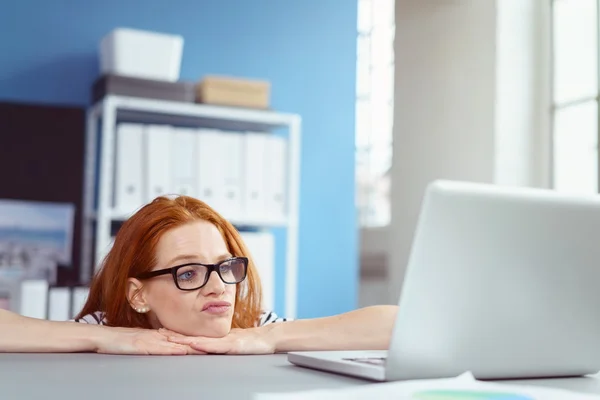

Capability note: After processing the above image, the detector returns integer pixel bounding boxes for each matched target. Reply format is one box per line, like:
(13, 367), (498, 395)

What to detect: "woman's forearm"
(268, 305), (399, 353)
(0, 309), (101, 353)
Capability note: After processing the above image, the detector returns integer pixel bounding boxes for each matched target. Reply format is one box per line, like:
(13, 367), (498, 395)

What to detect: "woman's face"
(128, 220), (237, 337)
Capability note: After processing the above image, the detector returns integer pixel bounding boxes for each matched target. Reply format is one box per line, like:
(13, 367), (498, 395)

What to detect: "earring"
(135, 306), (150, 313)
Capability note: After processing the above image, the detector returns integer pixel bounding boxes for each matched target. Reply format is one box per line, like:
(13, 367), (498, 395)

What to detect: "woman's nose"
(201, 270), (226, 295)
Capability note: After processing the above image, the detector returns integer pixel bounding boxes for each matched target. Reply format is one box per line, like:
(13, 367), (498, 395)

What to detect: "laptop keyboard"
(343, 356), (387, 366)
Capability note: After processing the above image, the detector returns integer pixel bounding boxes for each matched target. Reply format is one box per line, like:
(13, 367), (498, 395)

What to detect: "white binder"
(144, 124), (173, 202)
(114, 123), (144, 214)
(243, 132), (268, 221)
(219, 132), (244, 220)
(19, 280), (48, 319)
(265, 135), (288, 222)
(196, 129), (222, 209)
(172, 127), (197, 197)
(71, 287), (90, 319)
(240, 231), (275, 311)
(48, 287), (71, 321)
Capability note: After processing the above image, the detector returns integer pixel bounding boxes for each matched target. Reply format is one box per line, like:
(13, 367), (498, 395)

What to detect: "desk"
(0, 354), (368, 399)
(1, 354), (600, 399)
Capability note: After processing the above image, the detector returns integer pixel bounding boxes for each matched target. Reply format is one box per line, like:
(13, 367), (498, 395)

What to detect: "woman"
(2, 195), (398, 354)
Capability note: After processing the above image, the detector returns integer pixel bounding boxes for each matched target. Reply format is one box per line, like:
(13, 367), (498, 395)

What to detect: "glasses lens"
(175, 265), (209, 290)
(219, 258), (247, 283)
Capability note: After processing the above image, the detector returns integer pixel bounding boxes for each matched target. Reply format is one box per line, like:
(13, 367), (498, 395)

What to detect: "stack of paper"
(254, 373), (600, 400)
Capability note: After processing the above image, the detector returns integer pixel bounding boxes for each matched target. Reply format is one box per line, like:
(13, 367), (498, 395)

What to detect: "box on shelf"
(92, 74), (195, 103)
(100, 27), (184, 82)
(195, 76), (271, 109)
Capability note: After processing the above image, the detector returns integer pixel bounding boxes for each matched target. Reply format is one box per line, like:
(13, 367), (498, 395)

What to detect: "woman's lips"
(202, 301), (231, 314)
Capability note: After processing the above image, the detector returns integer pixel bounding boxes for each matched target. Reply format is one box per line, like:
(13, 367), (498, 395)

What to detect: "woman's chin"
(180, 323), (232, 338)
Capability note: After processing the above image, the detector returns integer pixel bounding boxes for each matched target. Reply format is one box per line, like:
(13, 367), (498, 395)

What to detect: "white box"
(100, 28), (184, 82)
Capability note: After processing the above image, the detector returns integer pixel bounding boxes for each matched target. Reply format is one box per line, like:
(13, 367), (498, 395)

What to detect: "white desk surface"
(1, 353), (599, 399)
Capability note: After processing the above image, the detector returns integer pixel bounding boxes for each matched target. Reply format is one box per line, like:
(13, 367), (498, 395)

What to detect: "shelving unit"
(81, 94), (301, 319)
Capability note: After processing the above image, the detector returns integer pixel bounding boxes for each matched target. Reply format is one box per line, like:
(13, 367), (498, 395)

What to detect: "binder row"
(5, 281), (90, 321)
(114, 123), (288, 223)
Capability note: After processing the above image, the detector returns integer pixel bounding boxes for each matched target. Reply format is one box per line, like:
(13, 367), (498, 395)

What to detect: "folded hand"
(159, 326), (276, 355)
(95, 326), (192, 355)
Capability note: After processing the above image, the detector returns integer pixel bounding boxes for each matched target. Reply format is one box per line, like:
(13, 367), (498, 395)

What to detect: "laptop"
(288, 180), (600, 381)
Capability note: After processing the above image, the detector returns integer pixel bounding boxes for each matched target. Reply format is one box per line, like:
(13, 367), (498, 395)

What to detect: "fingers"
(164, 335), (230, 354)
(189, 341), (232, 354)
(158, 328), (184, 338)
(154, 344), (188, 355)
(139, 341), (188, 355)
(164, 334), (197, 345)
(186, 347), (208, 355)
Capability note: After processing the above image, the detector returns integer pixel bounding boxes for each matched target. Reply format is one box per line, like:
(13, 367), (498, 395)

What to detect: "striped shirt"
(74, 310), (289, 327)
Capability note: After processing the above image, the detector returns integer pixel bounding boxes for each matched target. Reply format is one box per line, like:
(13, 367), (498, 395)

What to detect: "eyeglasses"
(136, 257), (248, 291)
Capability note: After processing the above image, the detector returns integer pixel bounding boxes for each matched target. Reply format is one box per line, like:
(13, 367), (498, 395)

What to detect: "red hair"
(76, 196), (263, 329)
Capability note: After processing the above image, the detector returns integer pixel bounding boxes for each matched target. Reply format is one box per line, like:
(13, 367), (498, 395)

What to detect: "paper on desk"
(253, 373), (600, 400)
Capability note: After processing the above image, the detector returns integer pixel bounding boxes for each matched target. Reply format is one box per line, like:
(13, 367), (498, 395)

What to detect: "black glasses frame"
(136, 257), (249, 291)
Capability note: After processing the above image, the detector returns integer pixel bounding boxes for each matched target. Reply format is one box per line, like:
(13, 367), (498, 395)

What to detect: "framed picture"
(0, 199), (75, 284)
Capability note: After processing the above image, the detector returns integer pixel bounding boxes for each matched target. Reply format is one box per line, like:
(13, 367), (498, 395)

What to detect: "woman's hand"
(95, 326), (192, 355)
(160, 326), (277, 355)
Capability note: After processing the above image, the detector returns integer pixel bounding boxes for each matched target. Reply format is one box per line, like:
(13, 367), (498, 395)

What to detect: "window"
(355, 0), (395, 227)
(551, 0), (599, 194)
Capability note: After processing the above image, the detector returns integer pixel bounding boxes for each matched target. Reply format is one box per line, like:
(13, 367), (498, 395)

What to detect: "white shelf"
(87, 209), (289, 229)
(94, 95), (299, 131)
(81, 94), (302, 319)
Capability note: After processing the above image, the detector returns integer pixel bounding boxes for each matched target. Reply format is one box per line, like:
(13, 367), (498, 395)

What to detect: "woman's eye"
(220, 264), (232, 272)
(178, 270), (195, 281)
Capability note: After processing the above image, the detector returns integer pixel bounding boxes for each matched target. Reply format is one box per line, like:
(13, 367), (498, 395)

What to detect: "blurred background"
(0, 0), (591, 322)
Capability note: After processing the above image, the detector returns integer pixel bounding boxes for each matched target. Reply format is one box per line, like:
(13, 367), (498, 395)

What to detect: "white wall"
(387, 0), (551, 303)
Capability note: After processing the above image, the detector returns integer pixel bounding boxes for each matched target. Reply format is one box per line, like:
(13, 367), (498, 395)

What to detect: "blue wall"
(0, 0), (359, 319)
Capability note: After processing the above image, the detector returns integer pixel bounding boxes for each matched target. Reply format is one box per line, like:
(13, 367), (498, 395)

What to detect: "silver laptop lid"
(386, 180), (600, 381)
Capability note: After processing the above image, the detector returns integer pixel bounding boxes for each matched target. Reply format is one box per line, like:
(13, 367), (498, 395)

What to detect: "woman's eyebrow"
(167, 253), (233, 265)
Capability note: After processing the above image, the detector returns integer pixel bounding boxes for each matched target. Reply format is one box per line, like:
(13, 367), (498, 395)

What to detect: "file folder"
(243, 132), (269, 221)
(71, 287), (90, 319)
(196, 129), (222, 209)
(219, 131), (244, 220)
(114, 123), (144, 214)
(265, 135), (288, 222)
(172, 127), (197, 197)
(19, 280), (48, 319)
(48, 287), (71, 321)
(240, 231), (275, 311)
(144, 124), (173, 202)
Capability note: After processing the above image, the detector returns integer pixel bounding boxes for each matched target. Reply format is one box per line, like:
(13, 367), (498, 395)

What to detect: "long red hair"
(76, 195), (263, 329)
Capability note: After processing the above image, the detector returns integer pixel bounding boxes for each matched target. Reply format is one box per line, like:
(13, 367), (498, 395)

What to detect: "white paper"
(253, 372), (600, 400)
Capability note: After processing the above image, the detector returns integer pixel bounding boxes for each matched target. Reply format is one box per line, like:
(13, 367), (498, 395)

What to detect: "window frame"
(355, 0), (395, 228)
(550, 0), (600, 194)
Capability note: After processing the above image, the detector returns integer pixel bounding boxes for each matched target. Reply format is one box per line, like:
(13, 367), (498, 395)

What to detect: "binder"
(171, 127), (197, 197)
(265, 135), (288, 222)
(196, 129), (221, 209)
(144, 124), (173, 202)
(71, 287), (90, 319)
(243, 132), (268, 221)
(114, 123), (144, 214)
(48, 287), (71, 321)
(219, 131), (244, 220)
(240, 231), (275, 311)
(19, 280), (48, 319)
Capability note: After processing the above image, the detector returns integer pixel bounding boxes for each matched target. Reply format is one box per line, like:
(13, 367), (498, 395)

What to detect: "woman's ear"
(127, 278), (151, 313)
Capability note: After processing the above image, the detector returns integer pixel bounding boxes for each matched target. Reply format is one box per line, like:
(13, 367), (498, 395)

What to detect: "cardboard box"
(196, 76), (271, 109)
